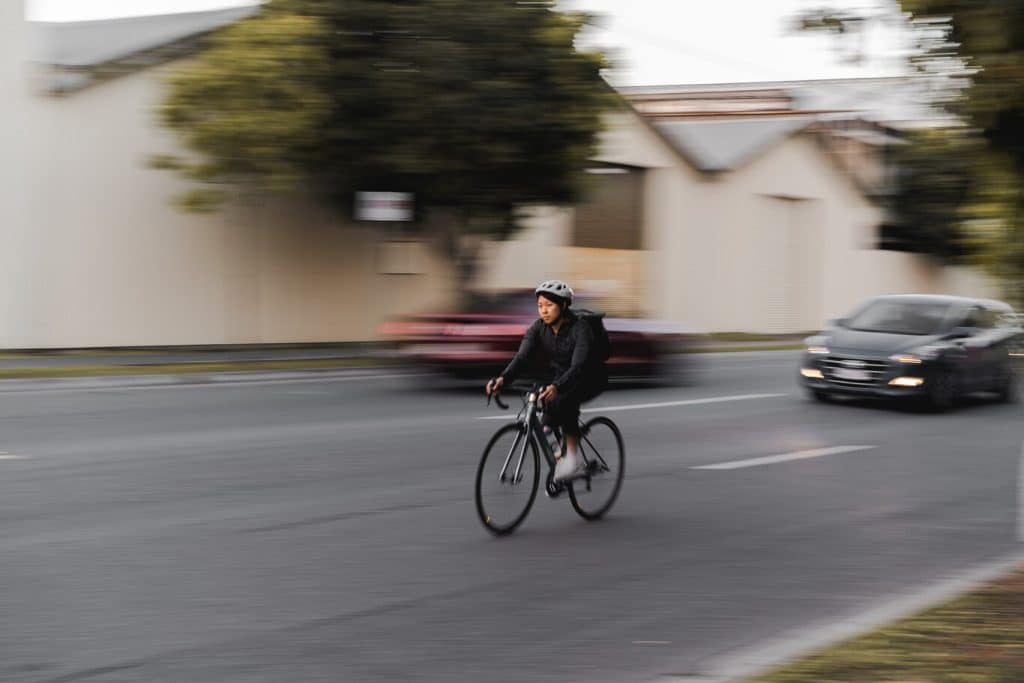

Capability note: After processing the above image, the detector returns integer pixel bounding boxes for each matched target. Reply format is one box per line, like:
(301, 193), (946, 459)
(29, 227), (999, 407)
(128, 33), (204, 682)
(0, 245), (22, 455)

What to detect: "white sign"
(355, 192), (414, 222)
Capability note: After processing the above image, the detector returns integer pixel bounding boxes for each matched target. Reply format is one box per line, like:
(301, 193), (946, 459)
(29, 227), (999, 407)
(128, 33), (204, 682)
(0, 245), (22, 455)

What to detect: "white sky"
(27, 0), (907, 85)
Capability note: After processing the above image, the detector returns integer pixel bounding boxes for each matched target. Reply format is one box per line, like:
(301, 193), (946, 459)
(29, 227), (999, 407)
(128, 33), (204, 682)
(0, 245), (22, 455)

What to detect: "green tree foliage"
(795, 1), (1024, 304)
(157, 0), (614, 259)
(882, 127), (982, 262)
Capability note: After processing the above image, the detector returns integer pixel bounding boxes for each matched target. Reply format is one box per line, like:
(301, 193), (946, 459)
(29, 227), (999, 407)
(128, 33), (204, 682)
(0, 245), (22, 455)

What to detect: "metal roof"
(653, 116), (817, 172)
(28, 6), (259, 67)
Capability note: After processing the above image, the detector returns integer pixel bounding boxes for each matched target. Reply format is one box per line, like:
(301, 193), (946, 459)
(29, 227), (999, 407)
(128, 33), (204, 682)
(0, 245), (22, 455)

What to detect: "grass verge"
(748, 565), (1024, 682)
(0, 357), (405, 380)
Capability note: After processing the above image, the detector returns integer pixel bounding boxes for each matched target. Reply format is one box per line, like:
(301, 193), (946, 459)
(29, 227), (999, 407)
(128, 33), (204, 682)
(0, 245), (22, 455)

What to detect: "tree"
(157, 0), (615, 283)
(794, 1), (1024, 305)
(881, 127), (981, 262)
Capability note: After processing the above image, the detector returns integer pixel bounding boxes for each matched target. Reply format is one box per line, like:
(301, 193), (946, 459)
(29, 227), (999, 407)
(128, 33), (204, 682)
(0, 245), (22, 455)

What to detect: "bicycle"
(475, 384), (625, 535)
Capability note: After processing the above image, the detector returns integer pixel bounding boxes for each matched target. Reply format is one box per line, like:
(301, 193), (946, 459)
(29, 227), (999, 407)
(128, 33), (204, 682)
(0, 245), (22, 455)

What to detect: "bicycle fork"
(498, 392), (539, 486)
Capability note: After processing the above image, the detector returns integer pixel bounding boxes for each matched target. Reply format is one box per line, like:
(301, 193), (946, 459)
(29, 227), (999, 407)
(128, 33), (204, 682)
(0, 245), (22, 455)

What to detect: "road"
(0, 352), (1021, 682)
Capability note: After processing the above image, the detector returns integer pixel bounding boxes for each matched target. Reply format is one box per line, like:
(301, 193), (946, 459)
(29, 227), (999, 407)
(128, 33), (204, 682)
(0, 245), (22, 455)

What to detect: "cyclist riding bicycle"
(485, 280), (607, 482)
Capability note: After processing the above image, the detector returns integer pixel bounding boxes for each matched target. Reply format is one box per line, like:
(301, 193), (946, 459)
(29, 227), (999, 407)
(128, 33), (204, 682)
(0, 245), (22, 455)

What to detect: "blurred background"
(1, 0), (1017, 348)
(1, 2), (1023, 682)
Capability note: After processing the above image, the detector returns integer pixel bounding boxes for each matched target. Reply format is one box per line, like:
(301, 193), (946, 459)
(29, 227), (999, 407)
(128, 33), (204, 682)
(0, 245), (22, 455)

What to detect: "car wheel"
(994, 366), (1018, 404)
(925, 370), (956, 413)
(657, 352), (695, 387)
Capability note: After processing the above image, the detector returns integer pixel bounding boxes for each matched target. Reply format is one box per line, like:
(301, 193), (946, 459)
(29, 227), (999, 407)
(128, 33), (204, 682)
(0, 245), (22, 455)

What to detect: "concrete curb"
(655, 550), (1024, 683)
(0, 367), (423, 392)
(0, 349), (805, 390)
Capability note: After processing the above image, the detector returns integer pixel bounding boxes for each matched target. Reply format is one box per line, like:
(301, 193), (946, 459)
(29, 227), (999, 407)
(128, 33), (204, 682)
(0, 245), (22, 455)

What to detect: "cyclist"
(486, 280), (607, 482)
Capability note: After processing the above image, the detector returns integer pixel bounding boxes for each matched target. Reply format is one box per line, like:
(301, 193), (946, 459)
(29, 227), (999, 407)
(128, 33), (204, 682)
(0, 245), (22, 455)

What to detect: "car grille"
(822, 356), (889, 387)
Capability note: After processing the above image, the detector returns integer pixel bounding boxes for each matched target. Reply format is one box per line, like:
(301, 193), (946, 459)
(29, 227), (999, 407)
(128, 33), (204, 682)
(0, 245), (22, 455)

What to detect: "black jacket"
(500, 310), (594, 392)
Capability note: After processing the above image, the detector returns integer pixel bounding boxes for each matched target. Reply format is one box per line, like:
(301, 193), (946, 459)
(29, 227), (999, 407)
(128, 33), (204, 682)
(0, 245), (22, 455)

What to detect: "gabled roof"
(653, 116), (817, 172)
(621, 77), (952, 128)
(29, 6), (259, 68)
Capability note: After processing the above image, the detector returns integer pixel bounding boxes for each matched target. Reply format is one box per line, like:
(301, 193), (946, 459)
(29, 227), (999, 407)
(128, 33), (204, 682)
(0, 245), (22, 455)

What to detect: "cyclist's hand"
(538, 384), (557, 403)
(486, 377), (504, 396)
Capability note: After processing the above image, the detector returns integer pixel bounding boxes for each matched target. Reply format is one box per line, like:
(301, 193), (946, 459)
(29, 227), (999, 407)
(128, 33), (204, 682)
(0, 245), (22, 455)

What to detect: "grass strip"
(0, 357), (405, 380)
(748, 566), (1024, 683)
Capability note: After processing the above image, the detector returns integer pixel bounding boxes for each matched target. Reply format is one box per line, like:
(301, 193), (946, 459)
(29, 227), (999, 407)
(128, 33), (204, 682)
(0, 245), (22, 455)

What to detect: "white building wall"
(1, 46), (453, 348)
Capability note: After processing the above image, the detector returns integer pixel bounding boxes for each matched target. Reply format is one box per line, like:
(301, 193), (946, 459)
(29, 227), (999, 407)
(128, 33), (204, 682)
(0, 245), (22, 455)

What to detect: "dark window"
(572, 166), (644, 250)
(962, 306), (997, 330)
(847, 300), (953, 336)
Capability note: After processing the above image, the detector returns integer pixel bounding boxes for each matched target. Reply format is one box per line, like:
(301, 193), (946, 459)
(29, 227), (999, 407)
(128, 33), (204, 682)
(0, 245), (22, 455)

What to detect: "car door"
(957, 306), (994, 390)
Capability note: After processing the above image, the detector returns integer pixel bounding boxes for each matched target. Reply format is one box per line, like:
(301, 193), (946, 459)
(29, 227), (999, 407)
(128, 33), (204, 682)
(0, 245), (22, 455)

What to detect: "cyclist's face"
(537, 295), (562, 324)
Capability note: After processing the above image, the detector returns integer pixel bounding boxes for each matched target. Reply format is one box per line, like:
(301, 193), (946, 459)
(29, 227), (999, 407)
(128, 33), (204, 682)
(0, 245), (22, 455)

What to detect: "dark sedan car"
(799, 294), (1022, 411)
(378, 290), (698, 384)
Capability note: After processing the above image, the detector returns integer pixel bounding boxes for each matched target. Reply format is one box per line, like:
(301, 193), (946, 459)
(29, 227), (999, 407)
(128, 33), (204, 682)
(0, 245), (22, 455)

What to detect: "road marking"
(692, 445), (877, 470)
(0, 452), (27, 460)
(476, 393), (785, 420)
(632, 641), (672, 645)
(1018, 437), (1024, 543)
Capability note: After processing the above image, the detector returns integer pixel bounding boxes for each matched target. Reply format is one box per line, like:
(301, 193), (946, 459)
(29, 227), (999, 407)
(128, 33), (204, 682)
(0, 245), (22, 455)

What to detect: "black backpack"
(574, 308), (612, 364)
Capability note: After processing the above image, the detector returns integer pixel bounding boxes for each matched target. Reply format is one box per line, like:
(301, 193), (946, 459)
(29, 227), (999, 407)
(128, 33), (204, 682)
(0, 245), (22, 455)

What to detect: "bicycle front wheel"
(475, 423), (540, 535)
(569, 416), (624, 521)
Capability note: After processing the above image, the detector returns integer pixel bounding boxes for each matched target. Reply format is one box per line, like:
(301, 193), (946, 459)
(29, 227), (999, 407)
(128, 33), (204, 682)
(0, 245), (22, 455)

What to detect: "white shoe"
(553, 450), (586, 482)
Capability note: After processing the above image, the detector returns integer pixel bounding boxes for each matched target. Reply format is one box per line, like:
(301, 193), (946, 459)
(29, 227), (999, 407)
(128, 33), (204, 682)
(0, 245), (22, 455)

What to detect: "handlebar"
(487, 381), (547, 412)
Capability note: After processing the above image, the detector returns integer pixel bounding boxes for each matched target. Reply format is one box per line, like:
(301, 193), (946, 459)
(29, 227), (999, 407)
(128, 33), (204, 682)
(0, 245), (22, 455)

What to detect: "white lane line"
(476, 393), (785, 420)
(1018, 437), (1024, 543)
(693, 445), (877, 470)
(0, 452), (27, 460)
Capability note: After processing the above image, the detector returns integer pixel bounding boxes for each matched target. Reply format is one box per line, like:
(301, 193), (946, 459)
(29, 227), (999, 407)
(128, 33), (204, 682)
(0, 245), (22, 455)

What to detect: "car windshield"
(845, 300), (952, 336)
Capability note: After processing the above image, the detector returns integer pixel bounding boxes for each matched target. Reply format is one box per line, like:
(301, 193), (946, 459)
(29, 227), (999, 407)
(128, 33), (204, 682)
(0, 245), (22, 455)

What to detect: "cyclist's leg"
(549, 390), (589, 481)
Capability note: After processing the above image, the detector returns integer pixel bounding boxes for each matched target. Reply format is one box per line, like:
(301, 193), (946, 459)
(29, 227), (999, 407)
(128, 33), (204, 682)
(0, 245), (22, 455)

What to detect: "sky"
(26, 0), (908, 86)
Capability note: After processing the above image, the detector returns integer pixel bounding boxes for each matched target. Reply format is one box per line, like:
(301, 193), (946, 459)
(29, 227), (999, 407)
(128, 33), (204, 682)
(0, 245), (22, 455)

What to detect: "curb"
(0, 348), (805, 388)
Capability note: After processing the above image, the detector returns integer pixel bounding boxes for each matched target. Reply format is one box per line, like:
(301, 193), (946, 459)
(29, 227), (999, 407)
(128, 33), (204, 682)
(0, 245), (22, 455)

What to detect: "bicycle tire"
(568, 416), (624, 521)
(475, 423), (540, 535)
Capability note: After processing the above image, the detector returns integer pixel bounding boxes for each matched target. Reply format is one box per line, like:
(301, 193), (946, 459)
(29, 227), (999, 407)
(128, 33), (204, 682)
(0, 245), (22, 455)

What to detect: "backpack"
(574, 308), (612, 364)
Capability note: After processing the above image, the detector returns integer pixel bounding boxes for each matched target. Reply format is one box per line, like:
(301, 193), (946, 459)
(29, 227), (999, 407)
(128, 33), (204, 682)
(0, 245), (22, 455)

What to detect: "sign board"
(355, 192), (414, 222)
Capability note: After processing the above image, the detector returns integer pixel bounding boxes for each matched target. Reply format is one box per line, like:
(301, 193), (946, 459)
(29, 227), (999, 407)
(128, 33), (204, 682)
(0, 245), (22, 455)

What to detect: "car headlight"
(890, 345), (942, 363)
(806, 346), (830, 355)
(889, 354), (923, 364)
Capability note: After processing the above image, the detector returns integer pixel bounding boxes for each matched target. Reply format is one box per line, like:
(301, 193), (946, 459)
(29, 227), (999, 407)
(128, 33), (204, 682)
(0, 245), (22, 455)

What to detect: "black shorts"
(542, 374), (607, 437)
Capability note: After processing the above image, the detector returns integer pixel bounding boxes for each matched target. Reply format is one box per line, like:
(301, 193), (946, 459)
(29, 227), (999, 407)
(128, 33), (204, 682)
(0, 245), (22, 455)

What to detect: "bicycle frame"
(497, 389), (555, 486)
(494, 387), (609, 487)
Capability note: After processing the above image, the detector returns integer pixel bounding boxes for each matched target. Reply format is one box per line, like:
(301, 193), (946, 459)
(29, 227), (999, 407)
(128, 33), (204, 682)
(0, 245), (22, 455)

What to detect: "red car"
(378, 290), (699, 384)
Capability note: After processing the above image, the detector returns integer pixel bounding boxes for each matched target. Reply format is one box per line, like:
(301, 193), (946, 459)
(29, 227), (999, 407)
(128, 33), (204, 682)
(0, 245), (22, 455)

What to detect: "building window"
(572, 165), (645, 250)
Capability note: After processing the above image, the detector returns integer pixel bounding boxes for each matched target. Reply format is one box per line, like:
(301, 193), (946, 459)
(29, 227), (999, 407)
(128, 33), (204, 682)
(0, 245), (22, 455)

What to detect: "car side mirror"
(827, 318), (847, 328)
(946, 326), (975, 340)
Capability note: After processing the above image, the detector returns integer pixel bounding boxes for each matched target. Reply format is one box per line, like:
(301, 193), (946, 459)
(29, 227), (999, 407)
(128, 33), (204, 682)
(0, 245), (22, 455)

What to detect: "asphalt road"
(0, 352), (1021, 683)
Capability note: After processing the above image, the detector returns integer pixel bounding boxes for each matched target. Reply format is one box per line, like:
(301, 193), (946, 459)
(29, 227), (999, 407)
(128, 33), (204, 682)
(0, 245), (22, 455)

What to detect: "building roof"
(28, 6), (259, 68)
(622, 77), (953, 129)
(653, 116), (817, 172)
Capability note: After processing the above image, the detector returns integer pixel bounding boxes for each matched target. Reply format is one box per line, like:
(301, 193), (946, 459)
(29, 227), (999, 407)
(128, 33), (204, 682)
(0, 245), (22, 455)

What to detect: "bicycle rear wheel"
(475, 423), (540, 535)
(568, 416), (624, 521)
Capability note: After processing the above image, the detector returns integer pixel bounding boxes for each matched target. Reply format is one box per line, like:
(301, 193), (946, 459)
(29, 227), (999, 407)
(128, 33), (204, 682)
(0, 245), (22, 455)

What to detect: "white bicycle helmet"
(535, 279), (574, 307)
